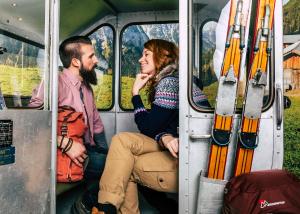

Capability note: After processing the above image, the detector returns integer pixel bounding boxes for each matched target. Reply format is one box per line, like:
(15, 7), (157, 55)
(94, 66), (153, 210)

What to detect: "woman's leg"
(119, 180), (140, 214)
(117, 151), (178, 213)
(98, 132), (161, 209)
(132, 151), (178, 193)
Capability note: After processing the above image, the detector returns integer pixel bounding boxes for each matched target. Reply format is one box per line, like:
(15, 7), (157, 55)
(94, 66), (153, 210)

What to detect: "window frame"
(188, 19), (275, 113)
(118, 21), (179, 111)
(0, 28), (44, 109)
(0, 29), (44, 49)
(86, 23), (116, 111)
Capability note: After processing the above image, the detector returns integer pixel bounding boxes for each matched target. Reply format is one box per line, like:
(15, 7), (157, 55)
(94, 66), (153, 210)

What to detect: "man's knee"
(85, 152), (106, 180)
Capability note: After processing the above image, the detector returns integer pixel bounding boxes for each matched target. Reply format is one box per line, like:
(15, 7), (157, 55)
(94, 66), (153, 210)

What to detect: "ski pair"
(207, 0), (276, 180)
(234, 0), (276, 176)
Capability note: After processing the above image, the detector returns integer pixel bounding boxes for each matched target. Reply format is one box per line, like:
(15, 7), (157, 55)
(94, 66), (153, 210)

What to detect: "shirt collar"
(63, 68), (82, 88)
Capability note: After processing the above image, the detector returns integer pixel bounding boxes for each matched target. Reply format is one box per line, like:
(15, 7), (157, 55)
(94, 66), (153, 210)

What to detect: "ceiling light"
(18, 17), (22, 21)
(11, 3), (17, 7)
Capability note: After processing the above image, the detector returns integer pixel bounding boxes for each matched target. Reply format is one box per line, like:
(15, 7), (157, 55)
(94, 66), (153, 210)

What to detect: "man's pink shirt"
(29, 68), (104, 145)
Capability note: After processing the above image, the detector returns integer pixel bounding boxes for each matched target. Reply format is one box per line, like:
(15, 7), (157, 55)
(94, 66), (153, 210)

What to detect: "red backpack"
(222, 169), (300, 214)
(57, 106), (87, 182)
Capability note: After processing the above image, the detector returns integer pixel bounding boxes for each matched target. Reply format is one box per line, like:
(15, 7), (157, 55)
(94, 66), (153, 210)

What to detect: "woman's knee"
(135, 169), (178, 193)
(110, 132), (145, 154)
(133, 152), (178, 192)
(110, 132), (131, 147)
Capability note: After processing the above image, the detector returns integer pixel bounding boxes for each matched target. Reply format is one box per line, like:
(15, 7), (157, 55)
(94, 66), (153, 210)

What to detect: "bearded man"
(29, 36), (108, 213)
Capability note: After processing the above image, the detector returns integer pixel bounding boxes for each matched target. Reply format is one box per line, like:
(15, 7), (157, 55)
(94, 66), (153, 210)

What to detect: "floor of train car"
(56, 182), (160, 214)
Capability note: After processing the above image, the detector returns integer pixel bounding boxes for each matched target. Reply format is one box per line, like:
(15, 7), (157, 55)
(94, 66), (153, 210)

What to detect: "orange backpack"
(57, 106), (87, 182)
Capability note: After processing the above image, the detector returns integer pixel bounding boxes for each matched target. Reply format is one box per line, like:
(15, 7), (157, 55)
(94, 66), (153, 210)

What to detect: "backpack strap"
(61, 111), (75, 136)
(58, 105), (76, 112)
(59, 106), (76, 136)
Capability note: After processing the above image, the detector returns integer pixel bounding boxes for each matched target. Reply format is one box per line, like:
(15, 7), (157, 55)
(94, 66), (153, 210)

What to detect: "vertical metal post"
(21, 42), (24, 88)
(114, 17), (119, 133)
(47, 0), (60, 213)
(179, 0), (190, 213)
(272, 0), (284, 169)
(44, 0), (50, 110)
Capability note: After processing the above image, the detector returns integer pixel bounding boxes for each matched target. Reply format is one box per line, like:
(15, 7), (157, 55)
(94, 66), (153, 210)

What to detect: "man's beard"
(79, 64), (98, 86)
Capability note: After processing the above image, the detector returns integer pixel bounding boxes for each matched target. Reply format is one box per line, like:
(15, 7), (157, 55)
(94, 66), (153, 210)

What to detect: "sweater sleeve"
(132, 77), (179, 138)
(192, 83), (211, 108)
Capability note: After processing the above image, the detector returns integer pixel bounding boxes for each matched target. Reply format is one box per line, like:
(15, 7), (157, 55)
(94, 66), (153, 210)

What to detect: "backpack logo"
(259, 200), (285, 208)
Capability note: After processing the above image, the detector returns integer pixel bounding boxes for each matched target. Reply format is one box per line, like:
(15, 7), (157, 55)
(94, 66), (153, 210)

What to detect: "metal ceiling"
(0, 0), (44, 43)
(0, 0), (226, 45)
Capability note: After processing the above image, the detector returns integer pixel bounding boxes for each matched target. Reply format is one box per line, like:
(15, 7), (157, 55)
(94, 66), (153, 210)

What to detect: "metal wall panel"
(0, 110), (51, 214)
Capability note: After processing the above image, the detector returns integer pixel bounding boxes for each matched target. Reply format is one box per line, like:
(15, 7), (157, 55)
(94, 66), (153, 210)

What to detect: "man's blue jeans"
(85, 145), (107, 181)
(80, 132), (107, 210)
(85, 131), (108, 181)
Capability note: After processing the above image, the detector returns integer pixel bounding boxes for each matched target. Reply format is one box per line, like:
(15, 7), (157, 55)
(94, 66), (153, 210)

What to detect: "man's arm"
(92, 102), (108, 150)
(92, 102), (104, 133)
(28, 80), (44, 107)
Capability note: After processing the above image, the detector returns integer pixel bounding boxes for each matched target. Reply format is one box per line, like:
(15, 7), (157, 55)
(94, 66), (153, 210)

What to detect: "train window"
(197, 19), (247, 109)
(192, 10), (272, 111)
(120, 23), (179, 110)
(0, 32), (44, 108)
(88, 25), (114, 110)
(196, 20), (218, 108)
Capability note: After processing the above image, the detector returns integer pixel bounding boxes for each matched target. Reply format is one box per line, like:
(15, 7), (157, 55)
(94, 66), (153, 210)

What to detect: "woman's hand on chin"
(132, 73), (151, 96)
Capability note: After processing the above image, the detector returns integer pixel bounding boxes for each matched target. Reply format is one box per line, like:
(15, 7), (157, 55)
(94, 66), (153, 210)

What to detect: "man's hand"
(161, 135), (179, 158)
(66, 140), (87, 167)
(58, 136), (87, 167)
(132, 73), (152, 96)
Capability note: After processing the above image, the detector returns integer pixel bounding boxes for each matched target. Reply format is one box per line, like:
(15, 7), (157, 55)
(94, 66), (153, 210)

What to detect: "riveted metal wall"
(0, 110), (51, 213)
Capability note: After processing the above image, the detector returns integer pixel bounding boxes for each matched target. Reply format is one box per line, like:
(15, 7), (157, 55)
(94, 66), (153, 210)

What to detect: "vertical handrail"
(44, 0), (50, 110)
(179, 0), (191, 213)
(49, 0), (60, 213)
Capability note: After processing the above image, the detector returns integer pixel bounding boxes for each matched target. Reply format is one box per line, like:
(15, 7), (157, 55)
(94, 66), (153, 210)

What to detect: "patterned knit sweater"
(132, 76), (179, 140)
(132, 75), (210, 141)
